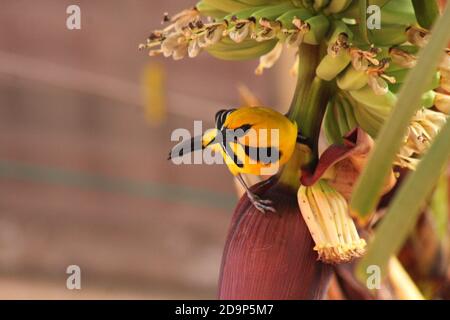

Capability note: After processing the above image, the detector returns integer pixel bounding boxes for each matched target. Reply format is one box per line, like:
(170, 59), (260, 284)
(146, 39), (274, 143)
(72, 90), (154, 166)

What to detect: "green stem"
(289, 44), (332, 166)
(278, 44), (332, 188)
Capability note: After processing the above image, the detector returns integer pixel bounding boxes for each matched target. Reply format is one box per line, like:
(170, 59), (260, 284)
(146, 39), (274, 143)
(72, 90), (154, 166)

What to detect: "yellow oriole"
(168, 107), (300, 212)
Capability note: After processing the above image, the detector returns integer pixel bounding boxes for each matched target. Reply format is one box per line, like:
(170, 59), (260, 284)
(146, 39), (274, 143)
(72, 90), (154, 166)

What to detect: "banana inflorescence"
(298, 179), (366, 264)
(139, 0), (450, 266)
(140, 0), (449, 172)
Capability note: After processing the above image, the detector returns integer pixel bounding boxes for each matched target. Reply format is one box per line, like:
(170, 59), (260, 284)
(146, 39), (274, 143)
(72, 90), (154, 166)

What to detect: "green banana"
(303, 14), (330, 44)
(412, 0), (439, 29)
(250, 2), (298, 21)
(332, 0), (358, 18)
(387, 45), (419, 69)
(348, 92), (389, 138)
(421, 90), (437, 109)
(254, 4), (306, 42)
(368, 24), (408, 46)
(388, 82), (401, 93)
(369, 0), (393, 7)
(239, 0), (292, 5)
(206, 37), (278, 60)
(301, 0), (314, 9)
(323, 0), (353, 14)
(324, 95), (358, 144)
(225, 6), (265, 43)
(201, 0), (250, 13)
(337, 66), (369, 90)
(316, 51), (351, 81)
(276, 8), (314, 28)
(384, 68), (409, 83)
(196, 1), (228, 18)
(324, 101), (344, 144)
(223, 6), (264, 21)
(335, 101), (350, 136)
(325, 19), (354, 46)
(315, 21), (353, 81)
(365, 0), (416, 45)
(337, 0), (415, 23)
(379, 0), (417, 25)
(349, 85), (397, 110)
(392, 45), (419, 55)
(337, 98), (357, 136)
(386, 69), (441, 91)
(313, 0), (331, 11)
(359, 99), (391, 121)
(429, 72), (441, 91)
(341, 97), (358, 130)
(353, 101), (384, 137)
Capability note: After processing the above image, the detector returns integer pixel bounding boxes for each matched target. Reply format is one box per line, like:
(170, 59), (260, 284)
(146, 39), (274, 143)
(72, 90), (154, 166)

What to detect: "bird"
(168, 106), (300, 213)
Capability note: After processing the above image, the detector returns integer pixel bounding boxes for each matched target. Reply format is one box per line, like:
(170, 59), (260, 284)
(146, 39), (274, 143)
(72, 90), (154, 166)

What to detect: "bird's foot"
(247, 192), (276, 213)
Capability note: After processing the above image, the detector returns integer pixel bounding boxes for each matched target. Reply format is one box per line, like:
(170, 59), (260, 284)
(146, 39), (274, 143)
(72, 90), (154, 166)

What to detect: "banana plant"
(140, 0), (450, 299)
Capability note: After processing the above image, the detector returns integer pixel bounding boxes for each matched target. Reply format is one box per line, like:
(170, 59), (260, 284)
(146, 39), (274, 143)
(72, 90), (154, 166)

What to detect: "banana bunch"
(140, 0), (447, 145)
(198, 0), (355, 16)
(220, 2), (330, 45)
(140, 0), (335, 62)
(317, 32), (447, 140)
(140, 0), (422, 62)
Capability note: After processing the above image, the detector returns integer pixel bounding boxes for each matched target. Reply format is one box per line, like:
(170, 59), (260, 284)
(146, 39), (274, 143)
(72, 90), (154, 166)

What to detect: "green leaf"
(356, 118), (450, 282)
(350, 4), (450, 221)
(430, 173), (449, 241)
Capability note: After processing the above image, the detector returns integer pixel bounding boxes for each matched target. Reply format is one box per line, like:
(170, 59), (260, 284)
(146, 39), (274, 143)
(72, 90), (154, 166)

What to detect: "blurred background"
(0, 0), (298, 298)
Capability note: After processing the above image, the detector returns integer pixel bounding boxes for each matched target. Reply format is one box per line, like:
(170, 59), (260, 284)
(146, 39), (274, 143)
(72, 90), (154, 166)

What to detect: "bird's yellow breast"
(220, 107), (298, 176)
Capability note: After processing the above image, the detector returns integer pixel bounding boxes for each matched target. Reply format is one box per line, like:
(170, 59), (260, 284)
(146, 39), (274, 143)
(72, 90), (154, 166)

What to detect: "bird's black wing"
(241, 144), (282, 165)
(215, 109), (236, 130)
